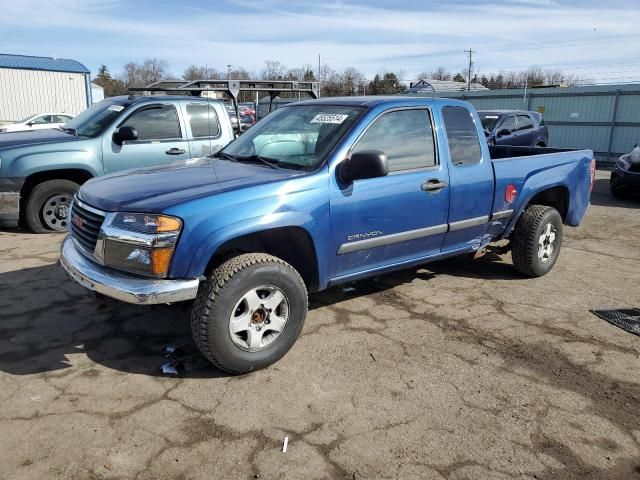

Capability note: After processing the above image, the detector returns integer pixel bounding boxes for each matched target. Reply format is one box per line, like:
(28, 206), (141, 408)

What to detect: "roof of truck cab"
(292, 96), (444, 107)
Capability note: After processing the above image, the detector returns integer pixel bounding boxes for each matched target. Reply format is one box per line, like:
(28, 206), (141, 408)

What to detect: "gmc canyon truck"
(60, 97), (595, 374)
(0, 96), (234, 232)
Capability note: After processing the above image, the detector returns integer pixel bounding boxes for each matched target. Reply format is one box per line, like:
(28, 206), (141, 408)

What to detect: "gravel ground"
(0, 170), (639, 480)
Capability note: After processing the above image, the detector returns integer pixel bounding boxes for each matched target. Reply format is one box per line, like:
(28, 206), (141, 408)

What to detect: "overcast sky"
(2, 0), (640, 84)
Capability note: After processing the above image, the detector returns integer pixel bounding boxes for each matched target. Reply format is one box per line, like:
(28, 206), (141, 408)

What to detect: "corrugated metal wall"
(430, 84), (640, 162)
(0, 68), (89, 122)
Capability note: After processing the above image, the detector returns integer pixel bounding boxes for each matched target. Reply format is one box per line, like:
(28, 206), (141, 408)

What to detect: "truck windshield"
(479, 113), (500, 131)
(219, 105), (365, 170)
(63, 100), (130, 138)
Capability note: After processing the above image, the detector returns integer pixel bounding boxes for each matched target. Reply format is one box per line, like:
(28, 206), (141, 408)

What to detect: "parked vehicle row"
(59, 96), (595, 374)
(0, 96), (234, 231)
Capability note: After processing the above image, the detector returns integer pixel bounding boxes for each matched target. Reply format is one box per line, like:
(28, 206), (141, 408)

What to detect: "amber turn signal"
(151, 247), (175, 276)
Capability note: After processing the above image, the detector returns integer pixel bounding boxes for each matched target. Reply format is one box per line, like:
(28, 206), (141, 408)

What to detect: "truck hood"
(0, 129), (80, 151)
(78, 157), (307, 212)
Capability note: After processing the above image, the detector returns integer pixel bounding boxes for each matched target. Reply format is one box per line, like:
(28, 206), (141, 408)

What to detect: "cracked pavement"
(0, 171), (639, 479)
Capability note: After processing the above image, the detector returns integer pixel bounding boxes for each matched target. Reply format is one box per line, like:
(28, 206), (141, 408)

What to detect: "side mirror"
(340, 150), (389, 183)
(112, 126), (138, 145)
(27, 121), (35, 127)
(497, 128), (511, 138)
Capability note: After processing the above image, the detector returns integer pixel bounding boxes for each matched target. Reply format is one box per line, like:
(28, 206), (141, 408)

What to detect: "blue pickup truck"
(60, 97), (595, 374)
(0, 95), (234, 232)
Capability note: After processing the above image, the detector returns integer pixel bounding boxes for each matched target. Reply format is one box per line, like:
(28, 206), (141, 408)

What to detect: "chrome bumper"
(60, 236), (199, 305)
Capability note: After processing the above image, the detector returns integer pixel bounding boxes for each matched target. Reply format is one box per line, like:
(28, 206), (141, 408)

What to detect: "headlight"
(103, 213), (182, 278)
(617, 158), (630, 171)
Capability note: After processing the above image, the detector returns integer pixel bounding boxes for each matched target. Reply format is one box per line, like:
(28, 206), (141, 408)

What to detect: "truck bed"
(489, 145), (574, 160)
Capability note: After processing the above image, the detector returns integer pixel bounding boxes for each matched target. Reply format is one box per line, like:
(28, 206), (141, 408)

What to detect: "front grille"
(70, 200), (105, 255)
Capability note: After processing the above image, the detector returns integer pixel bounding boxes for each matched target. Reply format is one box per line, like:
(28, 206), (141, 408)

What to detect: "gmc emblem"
(71, 214), (85, 229)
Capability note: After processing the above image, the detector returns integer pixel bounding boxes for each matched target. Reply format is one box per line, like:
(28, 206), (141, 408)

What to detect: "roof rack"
(129, 79), (319, 126)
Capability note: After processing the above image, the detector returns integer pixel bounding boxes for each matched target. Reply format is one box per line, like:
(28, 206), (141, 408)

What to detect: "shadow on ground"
(0, 253), (523, 379)
(590, 178), (640, 208)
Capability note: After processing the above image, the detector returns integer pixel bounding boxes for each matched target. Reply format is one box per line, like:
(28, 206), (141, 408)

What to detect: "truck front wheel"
(25, 179), (79, 233)
(511, 205), (563, 277)
(191, 253), (308, 374)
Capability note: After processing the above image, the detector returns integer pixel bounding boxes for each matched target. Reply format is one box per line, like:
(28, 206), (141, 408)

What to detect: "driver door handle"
(421, 179), (448, 192)
(166, 148), (186, 155)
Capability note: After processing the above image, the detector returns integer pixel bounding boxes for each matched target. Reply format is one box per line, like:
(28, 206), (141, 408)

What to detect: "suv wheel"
(191, 253), (308, 374)
(25, 179), (79, 233)
(511, 205), (563, 277)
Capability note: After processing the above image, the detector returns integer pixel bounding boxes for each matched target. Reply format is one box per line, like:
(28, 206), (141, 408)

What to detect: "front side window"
(121, 105), (181, 141)
(56, 115), (72, 123)
(517, 114), (534, 131)
(442, 106), (482, 166)
(352, 109), (436, 171)
(479, 113), (500, 131)
(186, 103), (221, 138)
(33, 115), (53, 124)
(499, 115), (517, 132)
(220, 105), (364, 171)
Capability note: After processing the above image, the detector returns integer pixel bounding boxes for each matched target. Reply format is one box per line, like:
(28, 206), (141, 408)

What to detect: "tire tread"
(191, 253), (307, 374)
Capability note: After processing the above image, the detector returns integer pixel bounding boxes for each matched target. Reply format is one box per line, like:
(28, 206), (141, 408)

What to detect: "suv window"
(121, 105), (181, 141)
(517, 114), (534, 131)
(186, 103), (221, 138)
(442, 106), (482, 165)
(353, 109), (436, 171)
(499, 115), (517, 133)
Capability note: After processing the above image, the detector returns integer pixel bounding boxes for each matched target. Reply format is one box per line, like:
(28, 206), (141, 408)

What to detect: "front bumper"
(60, 236), (200, 305)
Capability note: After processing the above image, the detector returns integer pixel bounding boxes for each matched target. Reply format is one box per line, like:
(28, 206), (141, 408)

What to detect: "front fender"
(174, 211), (327, 285)
(7, 149), (102, 178)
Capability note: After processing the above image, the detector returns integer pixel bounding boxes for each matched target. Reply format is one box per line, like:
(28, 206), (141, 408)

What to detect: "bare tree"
(261, 60), (287, 80)
(121, 58), (169, 87)
(183, 65), (222, 81)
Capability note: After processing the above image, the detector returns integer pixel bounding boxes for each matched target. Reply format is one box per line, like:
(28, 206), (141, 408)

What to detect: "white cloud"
(1, 0), (639, 83)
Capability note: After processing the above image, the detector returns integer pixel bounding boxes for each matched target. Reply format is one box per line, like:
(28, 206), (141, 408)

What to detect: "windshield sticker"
(484, 115), (499, 119)
(311, 113), (349, 124)
(108, 105), (125, 112)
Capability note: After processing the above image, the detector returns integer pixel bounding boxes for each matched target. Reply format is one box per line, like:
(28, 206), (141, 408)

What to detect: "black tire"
(610, 174), (628, 199)
(511, 205), (563, 277)
(191, 253), (308, 374)
(25, 179), (79, 233)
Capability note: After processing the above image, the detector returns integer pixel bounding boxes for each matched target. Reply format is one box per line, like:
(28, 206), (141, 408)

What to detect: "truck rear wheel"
(25, 179), (79, 233)
(191, 253), (308, 374)
(511, 205), (563, 277)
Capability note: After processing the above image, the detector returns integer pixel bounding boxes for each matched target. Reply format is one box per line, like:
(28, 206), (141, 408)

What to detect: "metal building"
(421, 84), (640, 163)
(0, 53), (91, 123)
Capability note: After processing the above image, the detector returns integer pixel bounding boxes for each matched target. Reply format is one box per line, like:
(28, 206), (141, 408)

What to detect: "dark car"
(610, 146), (640, 198)
(479, 110), (548, 147)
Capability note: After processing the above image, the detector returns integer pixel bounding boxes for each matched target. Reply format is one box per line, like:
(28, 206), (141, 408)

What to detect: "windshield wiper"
(233, 155), (281, 170)
(212, 151), (238, 161)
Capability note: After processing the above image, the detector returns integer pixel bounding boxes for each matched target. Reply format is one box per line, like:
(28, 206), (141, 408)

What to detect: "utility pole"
(227, 64), (232, 79)
(465, 49), (475, 91)
(318, 54), (321, 98)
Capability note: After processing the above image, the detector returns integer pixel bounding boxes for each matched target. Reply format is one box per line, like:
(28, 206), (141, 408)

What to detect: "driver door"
(103, 103), (190, 174)
(328, 107), (450, 282)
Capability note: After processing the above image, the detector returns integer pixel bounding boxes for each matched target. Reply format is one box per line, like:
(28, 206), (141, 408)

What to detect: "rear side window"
(353, 109), (436, 171)
(186, 103), (221, 138)
(122, 105), (181, 141)
(442, 106), (482, 166)
(517, 115), (534, 131)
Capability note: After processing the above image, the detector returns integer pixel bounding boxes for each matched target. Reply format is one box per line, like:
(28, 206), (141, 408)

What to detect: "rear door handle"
(166, 148), (186, 155)
(421, 179), (448, 192)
